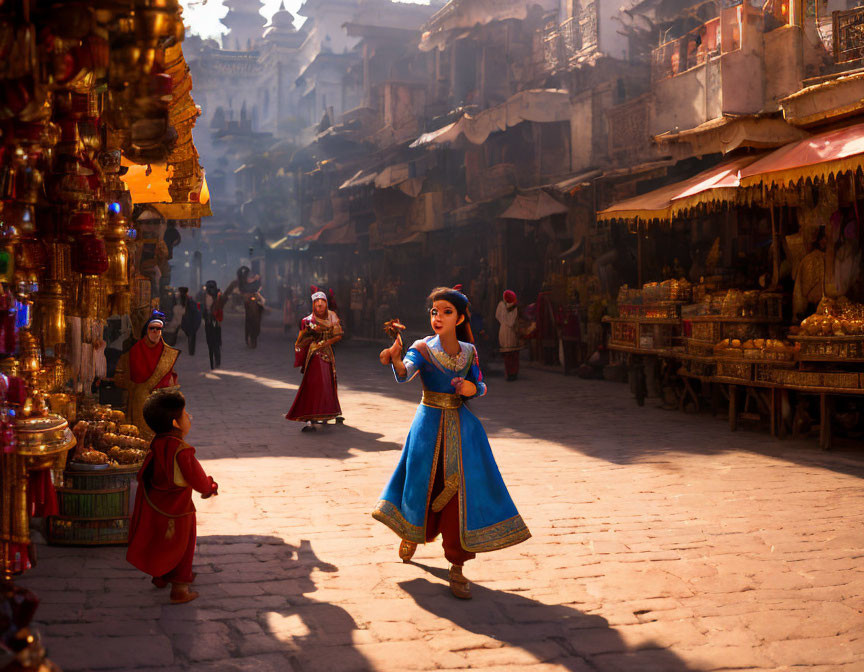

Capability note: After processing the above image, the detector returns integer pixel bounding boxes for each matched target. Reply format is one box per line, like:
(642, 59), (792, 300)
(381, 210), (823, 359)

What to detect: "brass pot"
(15, 413), (76, 471)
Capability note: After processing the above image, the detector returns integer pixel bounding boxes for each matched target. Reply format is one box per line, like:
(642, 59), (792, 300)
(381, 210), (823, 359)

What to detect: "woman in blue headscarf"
(374, 287), (530, 600)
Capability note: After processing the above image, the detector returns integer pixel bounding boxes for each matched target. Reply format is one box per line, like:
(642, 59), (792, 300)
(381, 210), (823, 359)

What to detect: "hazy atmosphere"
(3, 0), (864, 670)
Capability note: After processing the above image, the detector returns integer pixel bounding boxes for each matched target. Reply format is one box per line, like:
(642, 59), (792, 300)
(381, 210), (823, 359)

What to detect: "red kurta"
(126, 432), (216, 583)
(128, 338), (178, 388)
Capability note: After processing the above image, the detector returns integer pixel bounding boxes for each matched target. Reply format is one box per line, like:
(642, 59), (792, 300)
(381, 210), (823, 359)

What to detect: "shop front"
(597, 123), (864, 449)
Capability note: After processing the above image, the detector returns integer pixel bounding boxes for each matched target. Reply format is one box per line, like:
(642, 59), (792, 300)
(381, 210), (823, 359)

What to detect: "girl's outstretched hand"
(379, 337), (402, 365)
(451, 377), (476, 397)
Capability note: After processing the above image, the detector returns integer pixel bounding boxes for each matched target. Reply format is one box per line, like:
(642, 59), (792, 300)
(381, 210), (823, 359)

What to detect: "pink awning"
(739, 122), (864, 187)
(598, 154), (762, 222)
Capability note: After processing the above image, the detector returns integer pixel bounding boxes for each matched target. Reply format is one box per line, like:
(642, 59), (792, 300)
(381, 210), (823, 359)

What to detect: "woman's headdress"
(146, 310), (165, 328)
(140, 310), (165, 338)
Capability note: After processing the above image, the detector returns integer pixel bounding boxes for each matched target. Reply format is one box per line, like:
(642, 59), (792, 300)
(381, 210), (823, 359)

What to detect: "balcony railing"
(651, 17), (721, 81)
(542, 24), (565, 73)
(561, 17), (582, 56)
(834, 7), (864, 64)
(541, 17), (584, 73)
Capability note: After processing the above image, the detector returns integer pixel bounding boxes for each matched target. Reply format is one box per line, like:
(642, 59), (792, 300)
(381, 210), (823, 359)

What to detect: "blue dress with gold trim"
(372, 336), (530, 552)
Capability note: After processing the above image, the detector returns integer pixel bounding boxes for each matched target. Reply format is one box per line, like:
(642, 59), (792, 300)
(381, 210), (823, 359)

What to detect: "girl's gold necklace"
(431, 344), (467, 371)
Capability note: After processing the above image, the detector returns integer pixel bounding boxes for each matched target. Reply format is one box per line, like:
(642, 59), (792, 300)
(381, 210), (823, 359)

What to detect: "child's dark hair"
(427, 286), (474, 344)
(143, 390), (186, 434)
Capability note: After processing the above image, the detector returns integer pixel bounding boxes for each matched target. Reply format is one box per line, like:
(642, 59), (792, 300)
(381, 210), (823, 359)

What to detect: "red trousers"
(425, 446), (475, 566)
(503, 351), (520, 377)
(157, 527), (196, 584)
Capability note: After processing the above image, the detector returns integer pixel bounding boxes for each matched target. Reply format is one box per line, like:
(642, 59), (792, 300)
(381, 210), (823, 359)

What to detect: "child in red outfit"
(126, 390), (218, 604)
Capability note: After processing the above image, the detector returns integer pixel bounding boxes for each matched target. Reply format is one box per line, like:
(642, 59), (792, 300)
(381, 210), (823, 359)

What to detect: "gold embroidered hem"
(461, 513), (531, 552)
(374, 380), (530, 555)
(372, 499), (425, 543)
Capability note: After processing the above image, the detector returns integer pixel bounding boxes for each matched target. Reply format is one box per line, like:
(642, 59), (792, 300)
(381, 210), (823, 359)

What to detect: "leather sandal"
(448, 564), (472, 600)
(169, 583), (199, 604)
(398, 540), (417, 563)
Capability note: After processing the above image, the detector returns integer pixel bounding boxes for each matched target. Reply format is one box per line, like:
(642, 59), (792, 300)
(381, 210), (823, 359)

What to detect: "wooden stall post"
(770, 206), (781, 288)
(728, 384), (738, 431)
(819, 393), (833, 451)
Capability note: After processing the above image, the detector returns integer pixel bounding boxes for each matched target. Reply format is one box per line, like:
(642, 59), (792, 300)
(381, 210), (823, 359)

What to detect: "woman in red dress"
(286, 291), (344, 431)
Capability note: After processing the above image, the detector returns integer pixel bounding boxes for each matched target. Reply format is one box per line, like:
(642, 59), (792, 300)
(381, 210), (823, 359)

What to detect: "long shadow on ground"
(22, 536), (371, 672)
(158, 534), (371, 672)
(401, 562), (703, 672)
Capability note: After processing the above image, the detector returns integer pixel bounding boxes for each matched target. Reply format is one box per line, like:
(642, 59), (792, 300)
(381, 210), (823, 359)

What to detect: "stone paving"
(19, 315), (864, 671)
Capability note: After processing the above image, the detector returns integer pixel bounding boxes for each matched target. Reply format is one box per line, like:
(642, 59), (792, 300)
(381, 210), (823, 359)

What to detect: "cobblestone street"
(19, 316), (864, 671)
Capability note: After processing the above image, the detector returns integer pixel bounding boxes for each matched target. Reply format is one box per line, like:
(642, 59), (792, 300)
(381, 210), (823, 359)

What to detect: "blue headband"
(434, 290), (469, 314)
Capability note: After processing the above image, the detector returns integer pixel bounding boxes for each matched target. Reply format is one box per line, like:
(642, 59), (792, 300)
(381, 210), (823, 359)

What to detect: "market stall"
(0, 0), (204, 663)
(596, 127), (864, 450)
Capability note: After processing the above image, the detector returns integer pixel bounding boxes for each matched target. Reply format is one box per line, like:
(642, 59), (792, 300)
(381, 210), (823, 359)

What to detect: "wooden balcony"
(541, 17), (583, 74)
(834, 6), (864, 64)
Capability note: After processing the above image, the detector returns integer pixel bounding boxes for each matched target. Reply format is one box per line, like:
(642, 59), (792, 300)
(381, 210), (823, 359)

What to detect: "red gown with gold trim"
(286, 312), (342, 422)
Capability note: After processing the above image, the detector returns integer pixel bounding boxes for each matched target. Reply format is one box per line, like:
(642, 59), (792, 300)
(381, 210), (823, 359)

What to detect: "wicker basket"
(47, 467), (137, 545)
(57, 487), (129, 518)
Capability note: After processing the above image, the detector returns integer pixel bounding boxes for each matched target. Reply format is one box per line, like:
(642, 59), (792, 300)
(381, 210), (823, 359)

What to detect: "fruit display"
(714, 338), (796, 361)
(797, 297), (864, 336)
